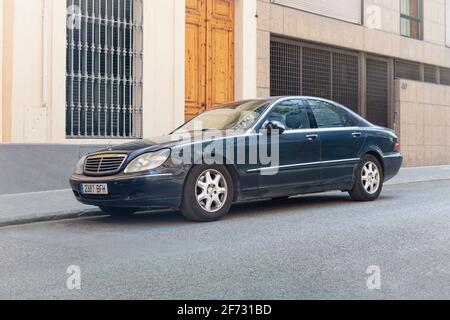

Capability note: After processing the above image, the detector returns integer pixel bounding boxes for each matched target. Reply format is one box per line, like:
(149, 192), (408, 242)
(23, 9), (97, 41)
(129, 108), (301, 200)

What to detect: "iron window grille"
(400, 0), (423, 40)
(66, 0), (143, 139)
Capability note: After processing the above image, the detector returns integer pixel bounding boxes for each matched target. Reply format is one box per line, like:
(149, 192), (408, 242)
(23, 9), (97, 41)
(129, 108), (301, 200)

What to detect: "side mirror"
(264, 121), (286, 134)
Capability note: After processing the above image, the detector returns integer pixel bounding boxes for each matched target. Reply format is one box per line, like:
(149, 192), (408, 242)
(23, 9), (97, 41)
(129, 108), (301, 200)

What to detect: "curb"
(0, 209), (103, 228)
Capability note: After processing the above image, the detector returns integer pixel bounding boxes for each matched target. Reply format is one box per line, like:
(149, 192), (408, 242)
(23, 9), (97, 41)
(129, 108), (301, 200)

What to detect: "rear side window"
(308, 100), (356, 128)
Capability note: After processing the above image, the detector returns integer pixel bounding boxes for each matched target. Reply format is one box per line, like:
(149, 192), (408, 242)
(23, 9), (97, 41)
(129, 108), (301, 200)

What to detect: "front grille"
(84, 154), (128, 175)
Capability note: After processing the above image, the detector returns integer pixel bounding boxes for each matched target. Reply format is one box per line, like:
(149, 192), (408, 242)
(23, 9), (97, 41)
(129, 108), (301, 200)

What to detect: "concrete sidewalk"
(1, 165), (450, 227)
(0, 190), (99, 227)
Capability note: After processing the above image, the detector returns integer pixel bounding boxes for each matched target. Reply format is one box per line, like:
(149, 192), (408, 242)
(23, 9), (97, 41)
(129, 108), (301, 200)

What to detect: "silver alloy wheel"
(196, 169), (228, 213)
(361, 161), (381, 195)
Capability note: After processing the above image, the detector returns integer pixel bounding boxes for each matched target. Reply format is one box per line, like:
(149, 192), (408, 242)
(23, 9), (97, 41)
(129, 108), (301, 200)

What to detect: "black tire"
(349, 154), (384, 202)
(181, 165), (234, 222)
(99, 206), (138, 217)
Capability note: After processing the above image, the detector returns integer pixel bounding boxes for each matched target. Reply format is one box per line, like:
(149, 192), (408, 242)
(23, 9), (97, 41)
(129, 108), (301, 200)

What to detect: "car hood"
(97, 130), (236, 155)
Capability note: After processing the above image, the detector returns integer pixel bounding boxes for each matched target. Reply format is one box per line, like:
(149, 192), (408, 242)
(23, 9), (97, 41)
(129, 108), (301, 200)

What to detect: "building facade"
(1, 0), (450, 170)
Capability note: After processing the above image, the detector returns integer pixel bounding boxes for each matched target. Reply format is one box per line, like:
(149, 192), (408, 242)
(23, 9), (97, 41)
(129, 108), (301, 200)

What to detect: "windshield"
(175, 100), (271, 132)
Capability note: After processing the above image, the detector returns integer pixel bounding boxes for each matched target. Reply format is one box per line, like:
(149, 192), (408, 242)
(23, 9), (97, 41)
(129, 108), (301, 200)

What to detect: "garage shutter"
(366, 58), (389, 128)
(270, 38), (359, 112)
(272, 0), (362, 24)
(302, 47), (332, 99)
(440, 68), (450, 86)
(395, 60), (421, 81)
(424, 65), (438, 84)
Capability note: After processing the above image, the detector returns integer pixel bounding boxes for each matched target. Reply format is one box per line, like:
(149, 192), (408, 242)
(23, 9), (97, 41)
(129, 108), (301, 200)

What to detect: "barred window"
(66, 0), (143, 139)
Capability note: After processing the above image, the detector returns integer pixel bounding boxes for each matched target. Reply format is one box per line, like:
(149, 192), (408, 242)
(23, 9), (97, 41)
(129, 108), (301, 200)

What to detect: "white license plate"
(81, 184), (109, 195)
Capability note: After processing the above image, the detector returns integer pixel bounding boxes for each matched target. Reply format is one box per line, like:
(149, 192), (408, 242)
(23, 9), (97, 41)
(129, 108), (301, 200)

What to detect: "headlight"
(124, 149), (171, 174)
(74, 156), (87, 175)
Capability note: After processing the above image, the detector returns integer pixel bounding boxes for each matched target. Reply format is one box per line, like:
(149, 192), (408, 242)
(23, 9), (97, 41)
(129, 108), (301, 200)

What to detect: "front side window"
(400, 0), (423, 40)
(267, 100), (310, 131)
(66, 0), (144, 139)
(308, 100), (356, 128)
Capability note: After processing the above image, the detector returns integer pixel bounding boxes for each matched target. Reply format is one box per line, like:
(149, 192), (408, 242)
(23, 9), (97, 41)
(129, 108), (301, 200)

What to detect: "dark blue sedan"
(70, 97), (403, 222)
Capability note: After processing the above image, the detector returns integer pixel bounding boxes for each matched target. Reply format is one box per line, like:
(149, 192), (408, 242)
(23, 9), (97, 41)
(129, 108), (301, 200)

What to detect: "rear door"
(307, 99), (367, 186)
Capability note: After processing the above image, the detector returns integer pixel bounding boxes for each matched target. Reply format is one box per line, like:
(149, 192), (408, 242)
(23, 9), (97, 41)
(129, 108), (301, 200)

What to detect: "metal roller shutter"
(270, 38), (359, 113)
(302, 47), (332, 100)
(366, 59), (389, 128)
(332, 52), (359, 113)
(270, 41), (302, 96)
(272, 0), (362, 24)
(395, 60), (421, 81)
(424, 65), (437, 84)
(440, 68), (450, 86)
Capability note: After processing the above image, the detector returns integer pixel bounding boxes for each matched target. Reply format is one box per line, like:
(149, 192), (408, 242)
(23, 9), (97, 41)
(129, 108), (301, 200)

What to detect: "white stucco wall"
(10, 0), (46, 143)
(5, 0), (188, 143)
(235, 0), (258, 100)
(4, 0), (257, 143)
(142, 0), (185, 138)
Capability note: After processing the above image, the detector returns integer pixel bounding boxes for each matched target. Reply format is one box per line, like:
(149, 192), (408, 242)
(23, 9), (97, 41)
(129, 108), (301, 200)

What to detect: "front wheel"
(349, 155), (384, 202)
(181, 165), (234, 222)
(99, 206), (138, 217)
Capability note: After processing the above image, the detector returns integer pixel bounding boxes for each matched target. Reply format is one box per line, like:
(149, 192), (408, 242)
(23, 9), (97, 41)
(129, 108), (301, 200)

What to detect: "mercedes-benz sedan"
(70, 97), (403, 222)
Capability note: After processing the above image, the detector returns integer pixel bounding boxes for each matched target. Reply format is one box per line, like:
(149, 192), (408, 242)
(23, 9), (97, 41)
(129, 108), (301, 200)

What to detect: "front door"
(258, 99), (322, 197)
(185, 0), (235, 120)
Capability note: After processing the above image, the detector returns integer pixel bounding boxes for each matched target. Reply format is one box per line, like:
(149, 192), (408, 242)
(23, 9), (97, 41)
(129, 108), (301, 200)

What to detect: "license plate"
(81, 184), (109, 195)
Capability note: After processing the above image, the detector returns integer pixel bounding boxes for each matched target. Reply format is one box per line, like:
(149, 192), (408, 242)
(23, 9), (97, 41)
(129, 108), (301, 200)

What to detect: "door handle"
(352, 132), (362, 138)
(306, 134), (319, 141)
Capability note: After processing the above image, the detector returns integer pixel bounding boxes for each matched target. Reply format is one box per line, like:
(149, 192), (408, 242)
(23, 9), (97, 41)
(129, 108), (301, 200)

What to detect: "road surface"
(0, 180), (449, 299)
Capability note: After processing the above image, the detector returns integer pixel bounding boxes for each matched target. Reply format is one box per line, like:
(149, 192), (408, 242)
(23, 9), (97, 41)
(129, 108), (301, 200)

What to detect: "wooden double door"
(185, 0), (235, 120)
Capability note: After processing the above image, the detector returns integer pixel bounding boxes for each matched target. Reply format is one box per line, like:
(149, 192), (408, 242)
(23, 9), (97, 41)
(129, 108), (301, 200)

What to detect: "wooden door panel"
(186, 0), (202, 13)
(209, 27), (234, 106)
(206, 0), (234, 109)
(185, 22), (206, 119)
(210, 0), (234, 21)
(185, 0), (234, 119)
(185, 0), (207, 120)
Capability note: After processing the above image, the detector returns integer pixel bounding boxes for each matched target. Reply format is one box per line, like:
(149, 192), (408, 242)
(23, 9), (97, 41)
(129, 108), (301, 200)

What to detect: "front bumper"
(70, 171), (186, 209)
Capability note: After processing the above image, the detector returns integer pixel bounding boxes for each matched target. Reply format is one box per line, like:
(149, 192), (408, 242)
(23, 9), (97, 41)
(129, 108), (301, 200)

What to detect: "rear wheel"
(349, 155), (384, 201)
(181, 165), (234, 222)
(99, 206), (138, 217)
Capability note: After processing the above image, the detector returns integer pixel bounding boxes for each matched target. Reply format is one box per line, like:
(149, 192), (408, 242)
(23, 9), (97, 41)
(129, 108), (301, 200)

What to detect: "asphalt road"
(0, 180), (449, 300)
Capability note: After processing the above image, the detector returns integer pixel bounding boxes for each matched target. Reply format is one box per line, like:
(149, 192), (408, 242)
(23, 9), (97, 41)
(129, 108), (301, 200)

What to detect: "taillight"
(393, 141), (401, 153)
